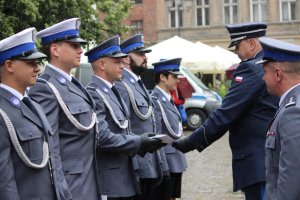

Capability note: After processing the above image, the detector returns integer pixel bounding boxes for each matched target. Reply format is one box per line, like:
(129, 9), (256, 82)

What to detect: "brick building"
(124, 0), (300, 48)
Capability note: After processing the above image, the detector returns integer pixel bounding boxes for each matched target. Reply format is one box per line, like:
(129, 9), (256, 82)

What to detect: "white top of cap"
(36, 18), (80, 38)
(0, 27), (36, 52)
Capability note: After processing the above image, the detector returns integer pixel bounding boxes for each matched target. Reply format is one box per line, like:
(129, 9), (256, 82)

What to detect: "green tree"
(0, 0), (133, 44)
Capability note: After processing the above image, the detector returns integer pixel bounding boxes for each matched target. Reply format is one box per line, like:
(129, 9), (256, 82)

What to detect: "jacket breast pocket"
(67, 102), (91, 123)
(135, 98), (149, 108)
(16, 126), (43, 161)
(63, 159), (84, 196)
(232, 146), (254, 160)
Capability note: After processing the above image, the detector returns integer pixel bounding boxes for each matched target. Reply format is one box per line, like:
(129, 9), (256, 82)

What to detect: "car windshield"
(181, 67), (209, 91)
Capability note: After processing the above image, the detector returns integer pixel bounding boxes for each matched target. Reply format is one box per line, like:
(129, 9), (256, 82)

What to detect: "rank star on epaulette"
(285, 96), (296, 107)
(57, 77), (66, 84)
(129, 78), (135, 83)
(10, 97), (20, 107)
(102, 87), (109, 93)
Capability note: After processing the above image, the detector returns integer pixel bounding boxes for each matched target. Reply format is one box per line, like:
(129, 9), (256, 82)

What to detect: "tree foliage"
(0, 0), (133, 44)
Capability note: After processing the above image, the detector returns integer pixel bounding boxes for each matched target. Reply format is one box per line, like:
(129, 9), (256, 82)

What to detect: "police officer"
(85, 36), (162, 200)
(173, 22), (279, 199)
(115, 34), (169, 200)
(28, 18), (101, 200)
(151, 58), (187, 200)
(258, 37), (300, 200)
(0, 28), (71, 199)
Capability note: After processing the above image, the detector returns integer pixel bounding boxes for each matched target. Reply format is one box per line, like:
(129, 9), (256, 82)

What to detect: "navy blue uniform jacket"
(188, 51), (279, 191)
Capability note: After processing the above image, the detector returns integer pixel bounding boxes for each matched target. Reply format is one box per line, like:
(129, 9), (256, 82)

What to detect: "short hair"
(41, 43), (52, 61)
(281, 62), (300, 75)
(154, 71), (171, 84)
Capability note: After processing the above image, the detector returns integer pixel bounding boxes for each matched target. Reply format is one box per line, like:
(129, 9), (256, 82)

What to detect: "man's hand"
(172, 136), (195, 153)
(137, 133), (163, 157)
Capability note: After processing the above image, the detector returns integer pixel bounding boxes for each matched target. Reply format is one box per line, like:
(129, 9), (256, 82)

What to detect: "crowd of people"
(0, 17), (300, 200)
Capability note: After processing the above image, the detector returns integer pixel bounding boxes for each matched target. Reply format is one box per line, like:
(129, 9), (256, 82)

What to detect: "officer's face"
(263, 62), (280, 96)
(102, 57), (123, 83)
(129, 53), (148, 75)
(234, 39), (252, 60)
(164, 73), (179, 91)
(8, 59), (41, 91)
(51, 42), (83, 71)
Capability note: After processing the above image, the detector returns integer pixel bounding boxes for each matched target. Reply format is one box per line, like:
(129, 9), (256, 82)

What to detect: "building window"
(169, 1), (183, 28)
(196, 0), (210, 26)
(131, 20), (143, 34)
(224, 0), (238, 24)
(280, 0), (296, 21)
(250, 0), (267, 22)
(134, 0), (142, 4)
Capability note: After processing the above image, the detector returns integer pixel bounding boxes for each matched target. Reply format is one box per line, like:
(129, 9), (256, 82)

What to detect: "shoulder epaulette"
(37, 74), (51, 83)
(86, 83), (97, 91)
(151, 95), (158, 101)
(285, 95), (296, 108)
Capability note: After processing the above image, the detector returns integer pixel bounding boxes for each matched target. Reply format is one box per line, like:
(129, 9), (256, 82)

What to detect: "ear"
(4, 60), (14, 73)
(51, 43), (60, 57)
(248, 39), (256, 51)
(98, 59), (106, 71)
(274, 67), (283, 82)
(160, 73), (167, 82)
(122, 56), (130, 65)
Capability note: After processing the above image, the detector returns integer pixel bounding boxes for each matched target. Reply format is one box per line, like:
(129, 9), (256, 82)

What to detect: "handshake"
(138, 133), (195, 156)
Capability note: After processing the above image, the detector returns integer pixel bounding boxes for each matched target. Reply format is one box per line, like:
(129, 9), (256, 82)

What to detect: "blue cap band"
(0, 42), (35, 64)
(122, 42), (144, 53)
(88, 45), (121, 63)
(264, 50), (300, 62)
(154, 64), (180, 73)
(41, 29), (79, 45)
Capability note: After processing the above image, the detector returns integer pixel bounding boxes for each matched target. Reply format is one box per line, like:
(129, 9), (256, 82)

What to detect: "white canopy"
(146, 36), (240, 73)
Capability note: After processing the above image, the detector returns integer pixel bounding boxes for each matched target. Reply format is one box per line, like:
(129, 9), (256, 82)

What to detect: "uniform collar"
(0, 83), (24, 100)
(279, 83), (300, 106)
(155, 86), (171, 101)
(123, 67), (139, 81)
(48, 63), (72, 81)
(93, 75), (113, 89)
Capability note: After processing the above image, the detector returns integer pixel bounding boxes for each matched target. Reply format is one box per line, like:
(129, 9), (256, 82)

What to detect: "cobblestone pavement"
(180, 131), (244, 200)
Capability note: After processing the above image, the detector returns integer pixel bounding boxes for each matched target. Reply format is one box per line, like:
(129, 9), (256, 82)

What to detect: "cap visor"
(20, 52), (47, 60)
(67, 37), (87, 44)
(132, 48), (152, 54)
(228, 41), (235, 48)
(109, 52), (128, 58)
(169, 71), (182, 75)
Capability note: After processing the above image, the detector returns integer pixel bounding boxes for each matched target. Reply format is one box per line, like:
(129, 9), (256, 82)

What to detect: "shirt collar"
(279, 83), (300, 106)
(156, 86), (171, 101)
(0, 83), (24, 100)
(48, 63), (72, 81)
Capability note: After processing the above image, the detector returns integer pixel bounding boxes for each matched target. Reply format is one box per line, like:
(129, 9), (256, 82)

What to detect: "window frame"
(223, 0), (238, 24)
(196, 0), (210, 26)
(279, 0), (296, 21)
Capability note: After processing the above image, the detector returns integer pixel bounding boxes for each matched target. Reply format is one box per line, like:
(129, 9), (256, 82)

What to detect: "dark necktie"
(137, 79), (147, 93)
(72, 77), (85, 93)
(170, 98), (175, 106)
(111, 85), (124, 109)
(22, 97), (37, 115)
